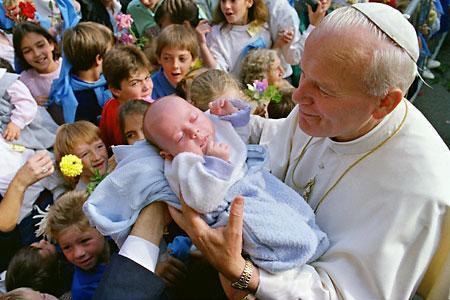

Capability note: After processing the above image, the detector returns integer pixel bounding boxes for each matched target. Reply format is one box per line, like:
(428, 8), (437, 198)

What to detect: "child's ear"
(246, 0), (254, 8)
(109, 86), (121, 98)
(182, 21), (192, 30)
(95, 54), (103, 66)
(49, 41), (55, 53)
(190, 57), (197, 68)
(159, 150), (173, 160)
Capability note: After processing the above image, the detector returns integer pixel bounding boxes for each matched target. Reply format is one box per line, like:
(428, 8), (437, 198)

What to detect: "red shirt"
(99, 98), (125, 149)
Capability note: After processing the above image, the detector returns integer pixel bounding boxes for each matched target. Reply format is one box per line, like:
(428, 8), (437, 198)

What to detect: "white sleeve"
(207, 25), (231, 72)
(7, 80), (37, 129)
(119, 235), (160, 272)
(256, 264), (339, 300)
(269, 1), (303, 65)
(248, 115), (288, 145)
(165, 152), (235, 214)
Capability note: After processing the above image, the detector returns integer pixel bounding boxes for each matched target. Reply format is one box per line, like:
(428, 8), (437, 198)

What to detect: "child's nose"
(74, 245), (86, 258)
(92, 150), (102, 160)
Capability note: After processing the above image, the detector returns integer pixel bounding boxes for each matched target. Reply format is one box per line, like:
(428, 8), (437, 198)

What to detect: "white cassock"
(248, 99), (450, 299)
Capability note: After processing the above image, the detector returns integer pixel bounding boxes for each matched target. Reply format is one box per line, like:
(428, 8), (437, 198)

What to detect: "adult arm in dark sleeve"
(94, 202), (171, 300)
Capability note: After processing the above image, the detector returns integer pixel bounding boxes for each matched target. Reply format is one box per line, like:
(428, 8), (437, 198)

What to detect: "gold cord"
(289, 100), (409, 214)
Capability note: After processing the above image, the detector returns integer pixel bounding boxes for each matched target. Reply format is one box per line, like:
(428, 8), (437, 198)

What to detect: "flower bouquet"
(3, 0), (36, 23)
(245, 79), (282, 104)
(115, 13), (148, 49)
(245, 79), (282, 117)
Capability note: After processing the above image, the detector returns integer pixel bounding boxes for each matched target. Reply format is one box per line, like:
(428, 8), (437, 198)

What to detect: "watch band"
(231, 258), (253, 290)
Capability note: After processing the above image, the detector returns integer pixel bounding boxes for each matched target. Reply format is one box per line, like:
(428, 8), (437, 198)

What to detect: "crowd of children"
(0, 0), (340, 298)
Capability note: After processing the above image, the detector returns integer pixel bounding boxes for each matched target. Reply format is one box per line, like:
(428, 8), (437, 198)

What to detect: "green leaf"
(86, 169), (107, 195)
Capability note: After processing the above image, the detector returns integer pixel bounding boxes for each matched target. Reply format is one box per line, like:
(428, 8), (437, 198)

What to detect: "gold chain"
(289, 100), (409, 214)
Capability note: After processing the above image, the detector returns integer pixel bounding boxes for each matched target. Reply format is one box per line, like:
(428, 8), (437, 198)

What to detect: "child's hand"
(195, 19), (211, 45)
(3, 122), (21, 141)
(209, 98), (238, 116)
(155, 256), (187, 287)
(205, 141), (230, 161)
(308, 0), (330, 26)
(273, 27), (294, 48)
(35, 95), (49, 106)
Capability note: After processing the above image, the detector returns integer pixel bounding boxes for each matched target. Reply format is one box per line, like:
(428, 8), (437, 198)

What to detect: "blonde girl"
(187, 69), (270, 116)
(240, 49), (295, 118)
(197, 0), (268, 77)
(240, 48), (286, 88)
(54, 121), (109, 191)
(196, 0), (293, 78)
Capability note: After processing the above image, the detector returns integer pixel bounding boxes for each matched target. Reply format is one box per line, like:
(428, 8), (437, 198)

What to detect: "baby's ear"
(159, 150), (173, 161)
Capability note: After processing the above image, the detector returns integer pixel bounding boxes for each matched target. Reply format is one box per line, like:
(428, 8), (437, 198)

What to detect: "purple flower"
(253, 79), (268, 93)
(116, 13), (133, 31)
(119, 32), (135, 45)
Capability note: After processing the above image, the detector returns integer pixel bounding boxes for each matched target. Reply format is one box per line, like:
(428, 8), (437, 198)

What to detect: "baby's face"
(147, 96), (215, 158)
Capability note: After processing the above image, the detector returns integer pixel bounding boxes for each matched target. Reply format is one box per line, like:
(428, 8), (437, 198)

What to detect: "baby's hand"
(3, 122), (21, 141)
(205, 141), (230, 161)
(209, 99), (238, 116)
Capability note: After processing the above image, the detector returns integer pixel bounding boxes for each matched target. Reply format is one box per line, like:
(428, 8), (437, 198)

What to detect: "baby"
(0, 68), (57, 149)
(143, 95), (329, 272)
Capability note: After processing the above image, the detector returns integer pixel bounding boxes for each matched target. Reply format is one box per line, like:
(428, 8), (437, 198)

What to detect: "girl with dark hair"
(13, 21), (61, 107)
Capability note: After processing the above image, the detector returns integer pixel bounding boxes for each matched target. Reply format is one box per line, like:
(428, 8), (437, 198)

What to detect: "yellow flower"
(59, 154), (83, 177)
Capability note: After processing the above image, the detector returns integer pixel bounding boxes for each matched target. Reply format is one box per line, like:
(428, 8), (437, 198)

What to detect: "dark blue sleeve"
(93, 254), (169, 300)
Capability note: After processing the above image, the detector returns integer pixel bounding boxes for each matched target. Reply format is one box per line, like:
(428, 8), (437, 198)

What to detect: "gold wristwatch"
(231, 258), (253, 290)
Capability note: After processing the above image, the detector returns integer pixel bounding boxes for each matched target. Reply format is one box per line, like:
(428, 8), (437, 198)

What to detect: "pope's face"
(292, 30), (382, 142)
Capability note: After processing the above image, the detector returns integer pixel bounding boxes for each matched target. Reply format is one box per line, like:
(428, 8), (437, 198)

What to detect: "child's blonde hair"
(155, 24), (199, 59)
(0, 287), (39, 300)
(63, 22), (114, 73)
(212, 0), (268, 26)
(240, 49), (279, 85)
(189, 69), (246, 111)
(54, 121), (102, 185)
(175, 67), (209, 102)
(44, 191), (90, 241)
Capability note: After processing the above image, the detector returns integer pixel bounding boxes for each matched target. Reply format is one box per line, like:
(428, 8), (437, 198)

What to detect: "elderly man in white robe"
(170, 2), (450, 300)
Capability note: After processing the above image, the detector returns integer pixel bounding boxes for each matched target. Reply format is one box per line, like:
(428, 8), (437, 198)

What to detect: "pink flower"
(119, 32), (135, 44)
(115, 13), (133, 31)
(253, 79), (268, 93)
